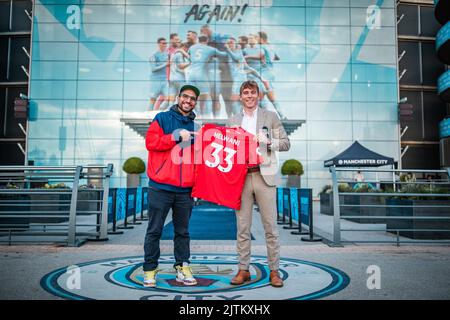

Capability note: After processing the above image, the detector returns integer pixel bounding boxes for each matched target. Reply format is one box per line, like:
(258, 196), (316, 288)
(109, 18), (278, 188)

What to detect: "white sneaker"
(175, 263), (197, 286)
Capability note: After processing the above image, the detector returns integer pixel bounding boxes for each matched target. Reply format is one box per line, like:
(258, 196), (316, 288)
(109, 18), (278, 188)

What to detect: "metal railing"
(329, 167), (450, 246)
(0, 164), (113, 246)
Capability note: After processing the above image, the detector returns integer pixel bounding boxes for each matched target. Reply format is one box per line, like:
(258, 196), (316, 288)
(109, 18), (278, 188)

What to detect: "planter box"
(30, 193), (72, 224)
(0, 194), (30, 229)
(77, 190), (102, 214)
(386, 199), (450, 239)
(319, 192), (386, 224)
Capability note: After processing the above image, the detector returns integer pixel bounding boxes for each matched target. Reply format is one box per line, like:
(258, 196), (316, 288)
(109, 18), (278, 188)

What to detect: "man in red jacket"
(143, 85), (200, 288)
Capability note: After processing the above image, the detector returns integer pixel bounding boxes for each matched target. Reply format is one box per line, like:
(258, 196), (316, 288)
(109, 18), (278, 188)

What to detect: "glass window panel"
(28, 139), (75, 160)
(268, 82), (306, 101)
(281, 101), (306, 120)
(273, 0), (306, 6)
(214, 25), (306, 44)
(81, 5), (125, 24)
(351, 26), (396, 45)
(169, 5), (262, 26)
(261, 7), (305, 25)
(34, 4), (73, 23)
(75, 119), (122, 139)
(351, 63), (397, 83)
(350, 8), (395, 27)
(36, 0), (81, 4)
(123, 100), (149, 116)
(307, 83), (352, 101)
(422, 42), (446, 87)
(30, 80), (77, 99)
(308, 121), (353, 140)
(31, 61), (78, 80)
(397, 4), (418, 36)
(123, 62), (150, 81)
(353, 102), (398, 121)
(306, 26), (350, 45)
(353, 121), (398, 140)
(77, 99), (123, 119)
(31, 42), (79, 61)
(397, 41), (420, 85)
(307, 64), (351, 82)
(30, 100), (77, 119)
(350, 0), (395, 8)
(121, 140), (148, 159)
(352, 83), (397, 102)
(78, 61), (124, 80)
(124, 81), (151, 100)
(124, 43), (158, 62)
(8, 37), (30, 82)
(352, 45), (396, 64)
(125, 24), (171, 43)
(77, 80), (123, 99)
(419, 6), (440, 37)
(423, 92), (447, 140)
(75, 139), (123, 159)
(306, 161), (334, 180)
(271, 63), (306, 82)
(359, 141), (399, 159)
(79, 24), (124, 42)
(126, 5), (170, 24)
(78, 42), (124, 61)
(308, 140), (353, 160)
(306, 7), (350, 26)
(0, 2), (10, 32)
(11, 0), (32, 31)
(32, 22), (79, 41)
(262, 45), (306, 63)
(307, 0), (349, 7)
(28, 119), (76, 139)
(307, 102), (352, 121)
(307, 45), (350, 63)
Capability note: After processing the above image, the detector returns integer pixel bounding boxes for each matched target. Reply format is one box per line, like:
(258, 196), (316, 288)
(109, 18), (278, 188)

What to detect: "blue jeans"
(143, 187), (194, 271)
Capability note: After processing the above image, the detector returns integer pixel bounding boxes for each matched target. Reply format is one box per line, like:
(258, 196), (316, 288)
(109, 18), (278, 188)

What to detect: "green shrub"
(281, 159), (304, 176)
(338, 183), (352, 192)
(122, 157), (146, 174)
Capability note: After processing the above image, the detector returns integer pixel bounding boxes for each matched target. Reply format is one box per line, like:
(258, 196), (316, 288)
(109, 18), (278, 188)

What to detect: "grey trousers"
(235, 171), (280, 271)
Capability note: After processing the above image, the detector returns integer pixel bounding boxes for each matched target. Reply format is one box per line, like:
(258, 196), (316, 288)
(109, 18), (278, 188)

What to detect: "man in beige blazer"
(226, 80), (290, 287)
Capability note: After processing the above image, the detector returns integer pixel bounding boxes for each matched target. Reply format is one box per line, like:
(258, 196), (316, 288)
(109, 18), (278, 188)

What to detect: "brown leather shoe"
(230, 270), (251, 285)
(270, 270), (284, 287)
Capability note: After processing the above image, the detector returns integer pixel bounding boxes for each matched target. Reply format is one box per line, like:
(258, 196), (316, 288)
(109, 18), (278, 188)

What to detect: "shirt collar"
(242, 107), (258, 118)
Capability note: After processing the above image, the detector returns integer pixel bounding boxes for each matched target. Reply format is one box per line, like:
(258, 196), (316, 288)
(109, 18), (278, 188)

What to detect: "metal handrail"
(0, 164), (114, 246)
(329, 166), (450, 246)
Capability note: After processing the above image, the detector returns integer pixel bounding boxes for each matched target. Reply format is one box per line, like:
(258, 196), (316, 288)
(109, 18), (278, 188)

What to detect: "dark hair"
(187, 30), (198, 35)
(257, 31), (268, 41)
(180, 42), (189, 48)
(199, 35), (208, 43)
(157, 37), (166, 43)
(238, 35), (248, 42)
(239, 80), (259, 95)
(170, 33), (178, 39)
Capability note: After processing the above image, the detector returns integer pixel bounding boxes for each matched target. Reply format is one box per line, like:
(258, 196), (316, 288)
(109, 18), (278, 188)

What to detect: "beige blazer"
(227, 108), (291, 186)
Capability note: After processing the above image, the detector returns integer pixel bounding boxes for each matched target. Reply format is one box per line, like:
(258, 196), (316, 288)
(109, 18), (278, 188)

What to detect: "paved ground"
(1, 201), (450, 300)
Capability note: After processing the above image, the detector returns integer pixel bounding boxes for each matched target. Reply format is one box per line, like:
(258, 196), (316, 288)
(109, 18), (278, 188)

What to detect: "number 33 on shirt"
(192, 124), (264, 210)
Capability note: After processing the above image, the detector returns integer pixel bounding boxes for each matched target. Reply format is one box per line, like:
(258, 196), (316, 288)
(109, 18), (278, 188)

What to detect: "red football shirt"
(192, 124), (263, 210)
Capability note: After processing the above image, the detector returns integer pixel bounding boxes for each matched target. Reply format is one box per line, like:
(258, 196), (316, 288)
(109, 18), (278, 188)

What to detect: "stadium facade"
(1, 0), (448, 194)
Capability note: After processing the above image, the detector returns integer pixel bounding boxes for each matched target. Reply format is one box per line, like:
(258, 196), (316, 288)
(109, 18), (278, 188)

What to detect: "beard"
(179, 101), (195, 113)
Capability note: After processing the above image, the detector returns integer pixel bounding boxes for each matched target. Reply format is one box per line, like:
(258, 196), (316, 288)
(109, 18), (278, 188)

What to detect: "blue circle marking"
(41, 254), (350, 300)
